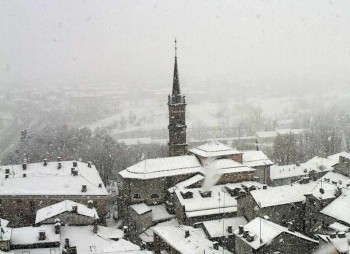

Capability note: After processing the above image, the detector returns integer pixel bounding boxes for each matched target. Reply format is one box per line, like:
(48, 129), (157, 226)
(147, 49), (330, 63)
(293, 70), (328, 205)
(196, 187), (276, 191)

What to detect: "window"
(151, 194), (160, 199)
(133, 194), (141, 199)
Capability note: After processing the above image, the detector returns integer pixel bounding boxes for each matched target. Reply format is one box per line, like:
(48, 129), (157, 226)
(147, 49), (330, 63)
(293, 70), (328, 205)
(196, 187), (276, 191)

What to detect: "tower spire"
(172, 39), (180, 95)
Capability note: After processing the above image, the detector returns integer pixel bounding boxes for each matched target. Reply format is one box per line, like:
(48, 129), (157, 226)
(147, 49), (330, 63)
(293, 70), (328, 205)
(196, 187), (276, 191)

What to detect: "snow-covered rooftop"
(60, 225), (141, 253)
(202, 217), (247, 238)
(130, 203), (152, 215)
(119, 155), (202, 179)
(152, 224), (233, 254)
(326, 232), (350, 253)
(189, 141), (242, 158)
(0, 161), (108, 196)
(0, 218), (11, 241)
(35, 200), (99, 224)
(234, 218), (317, 250)
(328, 151), (350, 162)
(321, 193), (350, 225)
(242, 150), (273, 168)
(251, 180), (338, 208)
(329, 222), (350, 232)
(175, 184), (239, 218)
(270, 156), (336, 180)
(11, 225), (60, 245)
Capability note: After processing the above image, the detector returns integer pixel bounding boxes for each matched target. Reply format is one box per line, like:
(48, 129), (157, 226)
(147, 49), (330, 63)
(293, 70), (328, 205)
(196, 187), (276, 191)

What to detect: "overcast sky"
(1, 0), (350, 89)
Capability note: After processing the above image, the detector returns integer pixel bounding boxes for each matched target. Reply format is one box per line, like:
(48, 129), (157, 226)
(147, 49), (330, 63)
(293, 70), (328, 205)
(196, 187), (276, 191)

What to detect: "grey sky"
(1, 0), (350, 89)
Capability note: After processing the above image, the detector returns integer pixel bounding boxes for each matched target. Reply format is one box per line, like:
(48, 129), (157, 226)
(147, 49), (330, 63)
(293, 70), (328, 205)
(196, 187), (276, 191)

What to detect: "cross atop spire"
(172, 39), (180, 95)
(175, 38), (177, 58)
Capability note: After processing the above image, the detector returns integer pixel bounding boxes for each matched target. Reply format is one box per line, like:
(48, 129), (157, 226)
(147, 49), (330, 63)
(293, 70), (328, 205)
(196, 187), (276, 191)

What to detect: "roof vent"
(330, 233), (337, 239)
(247, 233), (255, 242)
(213, 241), (219, 250)
(23, 173), (26, 178)
(81, 185), (87, 192)
(88, 200), (94, 208)
(98, 183), (102, 188)
(39, 231), (46, 240)
(243, 230), (249, 238)
(72, 205), (78, 213)
(65, 238), (70, 248)
(338, 232), (346, 238)
(5, 174), (9, 179)
(43, 159), (48, 166)
(73, 161), (78, 167)
(71, 168), (78, 176)
(199, 190), (212, 198)
(185, 230), (190, 238)
(181, 191), (193, 199)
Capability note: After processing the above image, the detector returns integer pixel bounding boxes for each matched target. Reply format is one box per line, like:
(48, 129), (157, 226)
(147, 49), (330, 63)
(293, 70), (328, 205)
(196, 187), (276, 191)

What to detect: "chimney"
(238, 225), (244, 235)
(55, 222), (61, 234)
(22, 163), (27, 170)
(123, 226), (128, 236)
(5, 174), (9, 179)
(72, 205), (78, 213)
(213, 241), (219, 250)
(88, 200), (94, 208)
(73, 161), (78, 167)
(81, 185), (87, 192)
(185, 230), (190, 238)
(247, 233), (255, 242)
(140, 241), (146, 250)
(43, 159), (48, 166)
(5, 168), (10, 174)
(98, 183), (102, 188)
(330, 233), (337, 239)
(227, 225), (233, 233)
(65, 238), (70, 248)
(58, 162), (62, 169)
(39, 231), (46, 240)
(87, 162), (92, 168)
(71, 168), (78, 176)
(57, 157), (61, 161)
(93, 221), (98, 234)
(23, 173), (26, 178)
(263, 185), (267, 190)
(243, 230), (249, 238)
(288, 222), (295, 232)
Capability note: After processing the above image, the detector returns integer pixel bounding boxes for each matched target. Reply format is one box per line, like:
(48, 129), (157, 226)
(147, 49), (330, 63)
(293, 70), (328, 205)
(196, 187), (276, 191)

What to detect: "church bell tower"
(168, 40), (187, 157)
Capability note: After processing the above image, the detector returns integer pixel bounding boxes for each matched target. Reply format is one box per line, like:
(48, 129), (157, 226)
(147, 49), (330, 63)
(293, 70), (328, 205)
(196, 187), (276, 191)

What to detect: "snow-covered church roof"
(119, 155), (202, 179)
(189, 141), (242, 158)
(0, 160), (108, 196)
